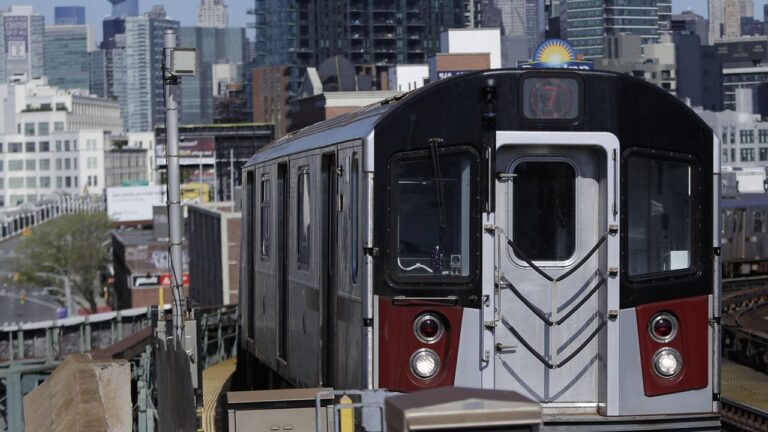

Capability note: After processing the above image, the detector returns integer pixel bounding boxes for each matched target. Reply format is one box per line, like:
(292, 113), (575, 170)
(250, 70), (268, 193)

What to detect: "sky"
(6, 0), (768, 43)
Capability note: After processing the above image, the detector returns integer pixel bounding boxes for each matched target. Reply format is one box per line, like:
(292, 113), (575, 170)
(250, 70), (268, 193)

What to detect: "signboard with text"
(4, 16), (28, 60)
(518, 39), (593, 70)
(132, 273), (189, 288)
(156, 136), (215, 166)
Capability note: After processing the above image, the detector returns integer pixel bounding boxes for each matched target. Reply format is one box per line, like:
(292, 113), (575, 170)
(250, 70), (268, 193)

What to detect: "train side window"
(512, 161), (576, 262)
(627, 155), (696, 276)
(297, 167), (311, 268)
(260, 175), (271, 259)
(392, 147), (476, 280)
(351, 153), (359, 284)
(755, 211), (764, 233)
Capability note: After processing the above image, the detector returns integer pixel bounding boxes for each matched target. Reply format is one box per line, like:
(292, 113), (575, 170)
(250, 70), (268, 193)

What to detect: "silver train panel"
(616, 306), (713, 415)
(491, 132), (620, 411)
(454, 308), (482, 388)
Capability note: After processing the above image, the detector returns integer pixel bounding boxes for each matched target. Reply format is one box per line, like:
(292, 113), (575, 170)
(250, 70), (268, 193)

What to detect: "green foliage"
(14, 212), (113, 313)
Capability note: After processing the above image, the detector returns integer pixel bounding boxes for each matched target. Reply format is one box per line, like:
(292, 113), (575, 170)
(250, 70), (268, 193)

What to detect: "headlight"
(648, 312), (678, 343)
(652, 348), (682, 378)
(410, 348), (440, 379)
(413, 313), (444, 344)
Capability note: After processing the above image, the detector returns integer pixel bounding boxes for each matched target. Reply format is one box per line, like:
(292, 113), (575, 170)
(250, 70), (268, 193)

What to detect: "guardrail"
(0, 194), (104, 241)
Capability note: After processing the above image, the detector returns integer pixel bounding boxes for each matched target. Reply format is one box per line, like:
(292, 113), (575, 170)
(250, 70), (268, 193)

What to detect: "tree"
(14, 213), (112, 314)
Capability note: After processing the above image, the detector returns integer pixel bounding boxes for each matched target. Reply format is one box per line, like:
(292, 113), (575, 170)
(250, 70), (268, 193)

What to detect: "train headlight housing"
(410, 348), (440, 379)
(652, 348), (682, 378)
(649, 312), (678, 343)
(413, 313), (444, 343)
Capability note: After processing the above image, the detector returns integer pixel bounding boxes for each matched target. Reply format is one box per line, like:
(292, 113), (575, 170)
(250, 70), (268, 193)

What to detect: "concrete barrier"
(23, 353), (131, 432)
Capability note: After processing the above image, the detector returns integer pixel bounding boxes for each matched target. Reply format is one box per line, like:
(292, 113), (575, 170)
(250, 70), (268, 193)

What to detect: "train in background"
(721, 193), (768, 278)
(237, 69), (721, 430)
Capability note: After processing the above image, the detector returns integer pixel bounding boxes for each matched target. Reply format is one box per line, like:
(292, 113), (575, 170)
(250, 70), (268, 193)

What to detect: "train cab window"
(392, 148), (475, 280)
(260, 175), (270, 259)
(297, 167), (311, 268)
(511, 161), (576, 262)
(627, 155), (695, 276)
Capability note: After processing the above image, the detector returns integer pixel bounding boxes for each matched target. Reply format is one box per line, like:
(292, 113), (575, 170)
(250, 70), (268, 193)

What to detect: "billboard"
(106, 185), (165, 222)
(156, 136), (215, 166)
(4, 16), (28, 60)
(518, 39), (593, 70)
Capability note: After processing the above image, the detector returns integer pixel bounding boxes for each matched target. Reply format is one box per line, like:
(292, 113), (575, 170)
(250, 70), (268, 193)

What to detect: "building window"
(8, 178), (23, 189)
(25, 177), (36, 188)
(56, 177), (62, 188)
(93, 175), (97, 187)
(740, 130), (755, 144)
(25, 142), (35, 152)
(25, 160), (35, 171)
(55, 141), (62, 151)
(64, 159), (71, 170)
(37, 123), (49, 136)
(297, 167), (311, 268)
(8, 160), (23, 171)
(741, 148), (756, 162)
(53, 122), (64, 132)
(55, 159), (62, 170)
(64, 140), (70, 151)
(40, 177), (50, 188)
(40, 159), (50, 170)
(9, 143), (22, 153)
(39, 141), (50, 152)
(9, 195), (23, 205)
(65, 177), (71, 188)
(723, 149), (729, 163)
(0, 178), (4, 189)
(731, 148), (736, 162)
(760, 148), (768, 162)
(759, 130), (768, 144)
(24, 123), (34, 136)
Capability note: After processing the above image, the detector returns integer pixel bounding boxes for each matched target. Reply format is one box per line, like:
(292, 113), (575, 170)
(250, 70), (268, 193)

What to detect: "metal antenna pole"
(229, 148), (234, 201)
(163, 29), (184, 341)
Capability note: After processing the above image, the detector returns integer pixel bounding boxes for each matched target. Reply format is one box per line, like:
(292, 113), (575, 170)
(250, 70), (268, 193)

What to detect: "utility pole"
(163, 29), (185, 341)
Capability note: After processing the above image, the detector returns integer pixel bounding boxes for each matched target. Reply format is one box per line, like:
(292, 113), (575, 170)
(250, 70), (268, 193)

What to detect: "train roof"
(244, 101), (397, 167)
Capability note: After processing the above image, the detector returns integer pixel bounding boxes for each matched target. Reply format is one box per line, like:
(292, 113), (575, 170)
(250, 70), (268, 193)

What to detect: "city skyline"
(7, 0), (767, 44)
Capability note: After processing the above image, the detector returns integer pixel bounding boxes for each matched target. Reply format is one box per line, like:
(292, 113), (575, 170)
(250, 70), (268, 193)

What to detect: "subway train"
(721, 193), (768, 278)
(237, 69), (721, 430)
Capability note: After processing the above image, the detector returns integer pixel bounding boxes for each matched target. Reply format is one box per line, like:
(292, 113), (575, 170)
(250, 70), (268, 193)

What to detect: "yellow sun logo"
(534, 39), (576, 65)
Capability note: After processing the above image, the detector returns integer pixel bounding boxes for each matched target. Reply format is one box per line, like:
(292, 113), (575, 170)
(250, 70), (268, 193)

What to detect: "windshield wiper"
(429, 138), (447, 228)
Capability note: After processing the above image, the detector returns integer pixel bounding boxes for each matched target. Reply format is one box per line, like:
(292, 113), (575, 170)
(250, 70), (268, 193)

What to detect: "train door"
(321, 152), (338, 387)
(492, 132), (619, 409)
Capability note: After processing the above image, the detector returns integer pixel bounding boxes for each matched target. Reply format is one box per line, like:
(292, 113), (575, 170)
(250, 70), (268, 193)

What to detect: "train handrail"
(500, 274), (607, 326)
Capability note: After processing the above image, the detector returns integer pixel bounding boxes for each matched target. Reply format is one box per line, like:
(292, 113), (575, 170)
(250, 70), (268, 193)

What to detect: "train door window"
(511, 161), (576, 262)
(261, 175), (271, 259)
(391, 147), (477, 281)
(297, 166), (311, 269)
(626, 154), (697, 276)
(350, 152), (359, 285)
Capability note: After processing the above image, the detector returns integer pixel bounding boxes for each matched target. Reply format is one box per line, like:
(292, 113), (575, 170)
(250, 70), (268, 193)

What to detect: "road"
(0, 235), (60, 324)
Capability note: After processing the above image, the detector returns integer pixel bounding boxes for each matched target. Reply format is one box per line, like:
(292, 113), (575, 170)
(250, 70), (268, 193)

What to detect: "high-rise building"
(560, 0), (666, 59)
(671, 10), (709, 45)
(710, 0), (742, 42)
(125, 6), (179, 132)
(89, 50), (107, 98)
(198, 0), (229, 28)
(54, 6), (85, 25)
(44, 25), (91, 91)
(739, 0), (754, 18)
(0, 6), (45, 83)
(179, 26), (246, 124)
(108, 0), (139, 18)
(658, 1), (672, 32)
(477, 0), (545, 59)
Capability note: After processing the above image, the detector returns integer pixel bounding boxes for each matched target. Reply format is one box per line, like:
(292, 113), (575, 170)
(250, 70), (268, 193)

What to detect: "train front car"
(372, 70), (720, 429)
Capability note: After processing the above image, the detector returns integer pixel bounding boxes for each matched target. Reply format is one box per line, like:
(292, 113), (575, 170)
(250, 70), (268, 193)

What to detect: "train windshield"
(393, 150), (474, 279)
(626, 155), (695, 276)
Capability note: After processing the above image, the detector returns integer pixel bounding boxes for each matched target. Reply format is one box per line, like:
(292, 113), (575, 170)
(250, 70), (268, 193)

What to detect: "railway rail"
(722, 398), (768, 432)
